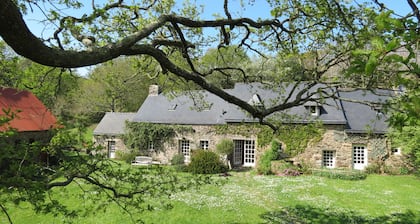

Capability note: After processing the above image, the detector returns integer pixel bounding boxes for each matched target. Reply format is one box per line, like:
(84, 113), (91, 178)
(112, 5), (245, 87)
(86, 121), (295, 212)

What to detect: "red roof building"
(0, 87), (58, 132)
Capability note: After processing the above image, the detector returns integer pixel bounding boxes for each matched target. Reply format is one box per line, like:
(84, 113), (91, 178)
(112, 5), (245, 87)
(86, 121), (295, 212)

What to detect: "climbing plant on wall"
(124, 122), (193, 154)
(215, 122), (324, 157)
(275, 123), (325, 157)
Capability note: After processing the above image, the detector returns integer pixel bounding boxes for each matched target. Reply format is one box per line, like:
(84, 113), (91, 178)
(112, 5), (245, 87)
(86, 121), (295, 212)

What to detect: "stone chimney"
(149, 84), (159, 96)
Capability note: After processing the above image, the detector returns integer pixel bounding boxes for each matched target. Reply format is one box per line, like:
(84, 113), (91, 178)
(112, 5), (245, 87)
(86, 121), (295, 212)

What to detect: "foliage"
(171, 153), (185, 166)
(364, 161), (384, 175)
(388, 97), (420, 175)
(116, 150), (137, 164)
(76, 58), (154, 113)
(0, 115), (211, 223)
(216, 123), (323, 157)
(271, 160), (297, 175)
(215, 124), (261, 140)
(275, 123), (324, 157)
(0, 41), (79, 121)
(199, 46), (251, 88)
(6, 0), (415, 132)
(170, 153), (188, 172)
(2, 0), (419, 222)
(364, 160), (412, 175)
(257, 141), (281, 175)
(311, 169), (367, 181)
(188, 150), (227, 174)
(124, 122), (193, 154)
(215, 139), (234, 156)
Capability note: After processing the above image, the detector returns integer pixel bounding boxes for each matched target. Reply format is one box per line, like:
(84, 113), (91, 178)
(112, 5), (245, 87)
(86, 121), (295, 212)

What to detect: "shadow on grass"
(260, 205), (420, 224)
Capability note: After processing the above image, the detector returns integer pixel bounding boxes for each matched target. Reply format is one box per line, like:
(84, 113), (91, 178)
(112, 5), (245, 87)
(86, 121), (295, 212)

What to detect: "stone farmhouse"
(93, 112), (136, 158)
(93, 83), (404, 170)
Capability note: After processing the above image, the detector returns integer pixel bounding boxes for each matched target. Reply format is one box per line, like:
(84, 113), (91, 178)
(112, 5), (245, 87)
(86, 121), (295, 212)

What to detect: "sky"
(20, 0), (414, 76)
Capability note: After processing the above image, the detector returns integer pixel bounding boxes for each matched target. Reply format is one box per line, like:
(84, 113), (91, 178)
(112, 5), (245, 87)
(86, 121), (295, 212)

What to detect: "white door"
(243, 140), (255, 167)
(108, 140), (116, 159)
(180, 140), (191, 163)
(233, 140), (244, 166)
(353, 146), (367, 170)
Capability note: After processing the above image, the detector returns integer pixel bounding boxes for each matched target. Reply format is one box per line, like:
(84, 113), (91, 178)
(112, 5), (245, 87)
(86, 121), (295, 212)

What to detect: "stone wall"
(151, 125), (258, 164)
(94, 124), (407, 171)
(93, 135), (128, 157)
(293, 126), (391, 169)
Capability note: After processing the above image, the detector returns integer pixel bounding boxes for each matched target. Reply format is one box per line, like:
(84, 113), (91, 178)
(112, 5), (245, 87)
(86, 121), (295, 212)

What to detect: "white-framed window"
(244, 140), (256, 167)
(179, 139), (191, 161)
(391, 148), (401, 155)
(309, 106), (320, 116)
(322, 150), (335, 168)
(148, 141), (155, 151)
(353, 145), (368, 170)
(200, 140), (209, 150)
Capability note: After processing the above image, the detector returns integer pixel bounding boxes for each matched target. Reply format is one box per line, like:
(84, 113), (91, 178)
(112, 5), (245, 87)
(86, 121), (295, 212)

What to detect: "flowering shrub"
(281, 168), (301, 176)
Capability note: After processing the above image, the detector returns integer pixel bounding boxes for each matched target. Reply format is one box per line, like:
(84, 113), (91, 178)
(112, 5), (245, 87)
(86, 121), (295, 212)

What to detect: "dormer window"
(371, 103), (383, 114)
(307, 105), (320, 116)
(168, 103), (177, 111)
(248, 94), (264, 110)
(304, 101), (321, 116)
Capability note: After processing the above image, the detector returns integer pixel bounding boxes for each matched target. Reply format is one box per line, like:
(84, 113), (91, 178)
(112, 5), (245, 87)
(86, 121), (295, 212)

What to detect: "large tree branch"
(0, 0), (171, 68)
(0, 0), (289, 68)
(124, 44), (334, 121)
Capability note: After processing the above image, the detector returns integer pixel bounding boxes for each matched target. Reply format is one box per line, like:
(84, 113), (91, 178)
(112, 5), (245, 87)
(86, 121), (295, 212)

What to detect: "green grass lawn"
(2, 172), (420, 224)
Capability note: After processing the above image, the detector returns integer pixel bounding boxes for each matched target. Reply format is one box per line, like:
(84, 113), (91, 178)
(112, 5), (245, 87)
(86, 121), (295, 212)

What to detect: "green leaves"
(124, 122), (193, 153)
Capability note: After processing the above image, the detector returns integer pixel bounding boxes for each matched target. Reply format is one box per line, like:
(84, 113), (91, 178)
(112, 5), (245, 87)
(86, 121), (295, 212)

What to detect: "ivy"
(274, 123), (325, 157)
(215, 122), (324, 157)
(214, 123), (261, 138)
(123, 122), (193, 154)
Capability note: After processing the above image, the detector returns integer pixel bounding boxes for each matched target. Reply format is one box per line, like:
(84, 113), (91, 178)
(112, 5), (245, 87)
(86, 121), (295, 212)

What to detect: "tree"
(0, 114), (211, 223)
(1, 0), (419, 221)
(73, 57), (154, 116)
(2, 0), (418, 129)
(199, 46), (251, 88)
(388, 88), (420, 174)
(0, 41), (79, 120)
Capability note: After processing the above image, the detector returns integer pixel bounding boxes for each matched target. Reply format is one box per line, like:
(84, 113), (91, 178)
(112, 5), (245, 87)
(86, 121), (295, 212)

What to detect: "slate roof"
(93, 112), (136, 135)
(0, 87), (58, 132)
(132, 83), (394, 134)
(338, 89), (393, 134)
(133, 82), (347, 125)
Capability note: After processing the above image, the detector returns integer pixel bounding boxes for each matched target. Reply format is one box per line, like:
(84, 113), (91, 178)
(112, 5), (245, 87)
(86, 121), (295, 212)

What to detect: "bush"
(188, 150), (227, 174)
(216, 139), (234, 156)
(257, 142), (281, 175)
(116, 150), (137, 164)
(270, 140), (281, 160)
(171, 153), (187, 172)
(171, 153), (185, 165)
(271, 160), (293, 173)
(312, 169), (367, 180)
(365, 162), (382, 174)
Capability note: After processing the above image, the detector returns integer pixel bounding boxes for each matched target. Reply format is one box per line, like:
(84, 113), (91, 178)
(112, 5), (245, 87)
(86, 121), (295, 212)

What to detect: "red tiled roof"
(0, 87), (58, 132)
